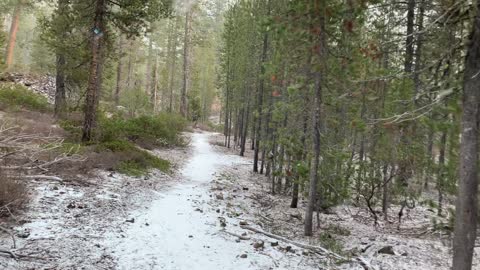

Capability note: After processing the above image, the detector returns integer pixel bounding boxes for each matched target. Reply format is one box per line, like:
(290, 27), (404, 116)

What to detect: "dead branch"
(0, 248), (45, 260)
(0, 225), (16, 249)
(0, 248), (18, 260)
(222, 230), (251, 240)
(11, 175), (63, 182)
(241, 225), (376, 270)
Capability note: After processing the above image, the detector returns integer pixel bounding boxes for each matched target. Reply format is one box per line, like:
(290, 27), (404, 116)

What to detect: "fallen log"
(240, 225), (376, 270)
(222, 230), (251, 240)
(11, 175), (63, 182)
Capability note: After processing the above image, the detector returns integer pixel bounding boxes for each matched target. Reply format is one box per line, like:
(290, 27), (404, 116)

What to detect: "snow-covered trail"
(108, 132), (279, 270)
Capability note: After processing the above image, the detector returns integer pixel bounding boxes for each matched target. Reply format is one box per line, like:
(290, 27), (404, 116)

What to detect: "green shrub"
(0, 83), (50, 112)
(319, 232), (344, 255)
(96, 140), (136, 152)
(115, 147), (171, 176)
(96, 139), (170, 176)
(97, 113), (187, 147)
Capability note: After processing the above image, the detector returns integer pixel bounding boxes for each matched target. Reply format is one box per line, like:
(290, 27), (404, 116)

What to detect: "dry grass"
(0, 170), (28, 217)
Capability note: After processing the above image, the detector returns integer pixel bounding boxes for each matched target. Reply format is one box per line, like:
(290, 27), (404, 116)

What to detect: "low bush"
(319, 232), (344, 255)
(96, 140), (170, 177)
(97, 113), (187, 147)
(59, 112), (183, 177)
(0, 83), (50, 112)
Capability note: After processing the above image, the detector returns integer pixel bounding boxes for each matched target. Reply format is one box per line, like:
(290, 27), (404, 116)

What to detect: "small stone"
(216, 209), (221, 213)
(145, 223), (150, 226)
(235, 239), (241, 243)
(271, 241), (279, 247)
(240, 254), (248, 258)
(302, 251), (309, 256)
(188, 235), (194, 238)
(216, 193), (224, 200)
(219, 217), (227, 227)
(239, 221), (248, 226)
(52, 186), (59, 190)
(401, 252), (408, 256)
(253, 241), (264, 249)
(126, 218), (135, 223)
(17, 231), (30, 239)
(378, 246), (395, 255)
(242, 187), (249, 191)
(67, 202), (76, 209)
(285, 246), (292, 252)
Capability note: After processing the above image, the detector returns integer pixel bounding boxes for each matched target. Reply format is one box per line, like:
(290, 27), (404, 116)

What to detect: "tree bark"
(253, 0), (270, 173)
(305, 0), (326, 237)
(145, 37), (153, 95)
(169, 18), (179, 113)
(452, 2), (480, 268)
(114, 36), (124, 106)
(54, 53), (66, 118)
(5, 1), (22, 69)
(151, 56), (158, 112)
(82, 0), (106, 142)
(437, 130), (447, 217)
(181, 10), (191, 118)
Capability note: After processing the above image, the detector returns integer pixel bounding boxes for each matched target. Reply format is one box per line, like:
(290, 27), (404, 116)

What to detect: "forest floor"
(208, 134), (480, 270)
(0, 129), (478, 269)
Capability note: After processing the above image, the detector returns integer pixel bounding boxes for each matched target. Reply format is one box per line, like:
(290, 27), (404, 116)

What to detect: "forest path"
(108, 132), (280, 270)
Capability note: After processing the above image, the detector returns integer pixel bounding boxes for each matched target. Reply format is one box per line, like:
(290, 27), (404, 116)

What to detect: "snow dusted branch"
(241, 225), (377, 270)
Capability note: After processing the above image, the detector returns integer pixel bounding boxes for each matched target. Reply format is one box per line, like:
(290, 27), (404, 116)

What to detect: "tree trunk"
(452, 2), (480, 268)
(253, 1), (270, 173)
(240, 98), (250, 157)
(181, 10), (191, 118)
(82, 0), (106, 142)
(125, 39), (136, 91)
(437, 130), (447, 217)
(5, 1), (21, 69)
(114, 36), (124, 106)
(54, 53), (66, 118)
(169, 18), (179, 113)
(145, 37), (153, 95)
(305, 0), (326, 237)
(151, 56), (158, 112)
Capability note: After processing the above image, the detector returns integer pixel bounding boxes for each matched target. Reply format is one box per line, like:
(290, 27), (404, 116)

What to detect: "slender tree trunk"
(54, 0), (68, 118)
(305, 0), (326, 237)
(227, 108), (232, 148)
(224, 52), (231, 146)
(291, 105), (308, 208)
(452, 3), (480, 267)
(5, 1), (21, 69)
(437, 130), (447, 217)
(168, 20), (179, 113)
(397, 0), (416, 186)
(151, 56), (158, 112)
(240, 97), (250, 157)
(253, 1), (270, 173)
(82, 0), (106, 142)
(126, 39), (135, 90)
(181, 10), (191, 118)
(114, 37), (124, 106)
(54, 54), (66, 118)
(145, 37), (153, 94)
